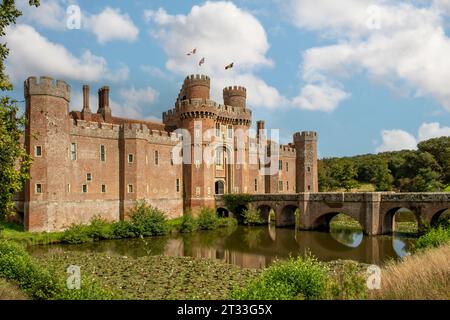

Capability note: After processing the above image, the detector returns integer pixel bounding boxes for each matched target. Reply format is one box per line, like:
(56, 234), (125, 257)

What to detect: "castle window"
(71, 143), (77, 160)
(176, 179), (180, 193)
(286, 181), (289, 191)
(279, 160), (283, 171)
(101, 184), (106, 193)
(254, 179), (258, 192)
(308, 167), (311, 172)
(82, 184), (87, 193)
(196, 187), (201, 196)
(100, 145), (105, 162)
(35, 146), (42, 157)
(67, 184), (70, 193)
(216, 148), (224, 166)
(170, 152), (174, 166)
(128, 184), (134, 193)
(154, 150), (159, 165)
(278, 181), (283, 192)
(308, 185), (311, 191)
(35, 184), (42, 194)
(86, 173), (92, 182)
(227, 125), (233, 139)
(286, 162), (289, 172)
(216, 123), (220, 137)
(128, 154), (133, 163)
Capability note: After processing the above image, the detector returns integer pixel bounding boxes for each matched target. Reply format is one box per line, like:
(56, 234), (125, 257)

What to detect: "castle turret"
(294, 131), (318, 193)
(223, 86), (246, 109)
(178, 74), (210, 101)
(24, 76), (71, 231)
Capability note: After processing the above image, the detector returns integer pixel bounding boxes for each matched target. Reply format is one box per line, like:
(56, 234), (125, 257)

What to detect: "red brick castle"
(17, 74), (318, 232)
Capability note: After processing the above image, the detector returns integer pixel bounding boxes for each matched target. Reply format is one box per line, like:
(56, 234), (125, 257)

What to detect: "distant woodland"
(318, 137), (450, 192)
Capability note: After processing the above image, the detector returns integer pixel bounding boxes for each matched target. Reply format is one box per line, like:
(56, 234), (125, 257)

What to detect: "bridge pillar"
(364, 193), (382, 235)
(298, 193), (312, 230)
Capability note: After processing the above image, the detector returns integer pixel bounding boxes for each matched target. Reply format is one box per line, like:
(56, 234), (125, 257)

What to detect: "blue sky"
(4, 0), (450, 158)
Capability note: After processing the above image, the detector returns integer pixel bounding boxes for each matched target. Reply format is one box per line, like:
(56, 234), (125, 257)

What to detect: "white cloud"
(376, 122), (450, 152)
(17, 0), (66, 30)
(114, 86), (159, 119)
(144, 1), (287, 109)
(288, 0), (450, 112)
(87, 7), (139, 44)
(418, 122), (450, 141)
(4, 24), (128, 83)
(292, 82), (350, 112)
(140, 65), (174, 81)
(376, 129), (418, 152)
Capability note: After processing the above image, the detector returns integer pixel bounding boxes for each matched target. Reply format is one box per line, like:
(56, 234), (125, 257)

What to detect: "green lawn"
(0, 220), (63, 245)
(445, 185), (450, 192)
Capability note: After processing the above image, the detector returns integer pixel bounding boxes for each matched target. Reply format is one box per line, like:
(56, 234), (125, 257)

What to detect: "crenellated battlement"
(294, 131), (318, 142)
(163, 98), (252, 125)
(280, 145), (296, 157)
(223, 86), (247, 96)
(122, 123), (180, 145)
(177, 74), (211, 101)
(24, 76), (70, 102)
(223, 85), (247, 109)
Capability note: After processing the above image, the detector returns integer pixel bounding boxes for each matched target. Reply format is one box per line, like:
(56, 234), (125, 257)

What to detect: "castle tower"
(294, 131), (318, 192)
(178, 75), (215, 212)
(223, 86), (246, 109)
(178, 74), (210, 101)
(24, 76), (71, 231)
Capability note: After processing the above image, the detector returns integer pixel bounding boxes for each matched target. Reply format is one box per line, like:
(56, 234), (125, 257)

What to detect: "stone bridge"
(215, 193), (450, 235)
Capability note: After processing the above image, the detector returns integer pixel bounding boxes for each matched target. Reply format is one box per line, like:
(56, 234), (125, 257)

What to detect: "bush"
(197, 207), (218, 230)
(86, 217), (114, 240)
(413, 226), (450, 251)
(61, 224), (92, 244)
(180, 211), (197, 233)
(217, 217), (238, 228)
(111, 221), (136, 239)
(242, 207), (265, 226)
(328, 261), (367, 300)
(231, 254), (330, 300)
(129, 201), (169, 236)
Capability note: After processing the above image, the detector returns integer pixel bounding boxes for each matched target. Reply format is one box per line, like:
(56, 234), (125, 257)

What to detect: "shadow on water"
(29, 225), (416, 269)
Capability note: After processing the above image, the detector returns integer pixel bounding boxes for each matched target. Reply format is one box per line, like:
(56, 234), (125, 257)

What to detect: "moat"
(29, 225), (416, 268)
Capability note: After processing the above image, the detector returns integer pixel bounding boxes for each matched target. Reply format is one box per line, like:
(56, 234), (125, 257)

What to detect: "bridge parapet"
(381, 193), (450, 202)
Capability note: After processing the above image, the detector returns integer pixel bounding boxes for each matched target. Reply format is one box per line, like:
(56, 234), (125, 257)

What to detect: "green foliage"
(231, 254), (330, 300)
(179, 211), (197, 233)
(111, 220), (136, 239)
(319, 137), (450, 192)
(217, 217), (238, 228)
(222, 194), (253, 213)
(0, 240), (117, 300)
(445, 185), (450, 192)
(129, 201), (169, 236)
(412, 226), (450, 252)
(0, 97), (33, 218)
(60, 224), (92, 244)
(242, 207), (265, 226)
(197, 207), (218, 230)
(328, 261), (367, 300)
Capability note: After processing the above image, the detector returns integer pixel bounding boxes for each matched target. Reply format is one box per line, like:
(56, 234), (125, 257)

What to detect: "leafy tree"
(0, 0), (39, 218)
(418, 137), (450, 184)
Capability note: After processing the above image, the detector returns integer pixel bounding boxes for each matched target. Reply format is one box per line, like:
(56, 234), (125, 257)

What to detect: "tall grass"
(371, 245), (450, 300)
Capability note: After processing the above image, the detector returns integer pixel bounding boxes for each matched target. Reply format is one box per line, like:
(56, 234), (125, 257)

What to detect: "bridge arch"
(383, 207), (419, 234)
(312, 211), (364, 233)
(216, 207), (229, 218)
(430, 208), (450, 227)
(256, 205), (273, 224)
(276, 205), (299, 228)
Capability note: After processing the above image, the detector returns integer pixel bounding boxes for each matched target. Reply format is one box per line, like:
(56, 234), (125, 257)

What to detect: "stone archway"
(216, 207), (229, 218)
(256, 205), (273, 224)
(276, 205), (298, 228)
(383, 207), (420, 234)
(430, 208), (450, 227)
(313, 211), (364, 233)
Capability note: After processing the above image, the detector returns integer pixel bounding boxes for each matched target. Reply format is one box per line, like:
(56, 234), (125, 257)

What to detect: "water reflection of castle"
(161, 227), (413, 268)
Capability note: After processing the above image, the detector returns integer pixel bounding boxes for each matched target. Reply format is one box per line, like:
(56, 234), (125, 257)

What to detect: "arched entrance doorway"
(215, 180), (225, 195)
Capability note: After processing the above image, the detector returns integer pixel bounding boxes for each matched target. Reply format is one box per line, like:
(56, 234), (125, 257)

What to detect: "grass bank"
(0, 203), (237, 246)
(370, 244), (450, 300)
(0, 278), (28, 300)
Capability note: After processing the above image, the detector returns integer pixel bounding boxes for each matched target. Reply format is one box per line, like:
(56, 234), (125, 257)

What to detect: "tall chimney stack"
(97, 86), (112, 121)
(82, 85), (90, 113)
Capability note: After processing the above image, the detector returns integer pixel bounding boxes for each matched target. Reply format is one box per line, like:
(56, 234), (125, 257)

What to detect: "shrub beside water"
(242, 207), (265, 226)
(179, 211), (197, 233)
(197, 207), (219, 230)
(129, 202), (169, 236)
(230, 254), (330, 300)
(412, 225), (450, 251)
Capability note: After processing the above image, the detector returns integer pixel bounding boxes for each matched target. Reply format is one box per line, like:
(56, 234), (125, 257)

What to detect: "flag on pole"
(225, 62), (234, 70)
(199, 57), (205, 66)
(187, 48), (197, 56)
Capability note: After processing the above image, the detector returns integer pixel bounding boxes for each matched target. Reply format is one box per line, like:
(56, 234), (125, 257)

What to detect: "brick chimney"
(80, 85), (92, 120)
(257, 120), (265, 143)
(97, 86), (112, 121)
